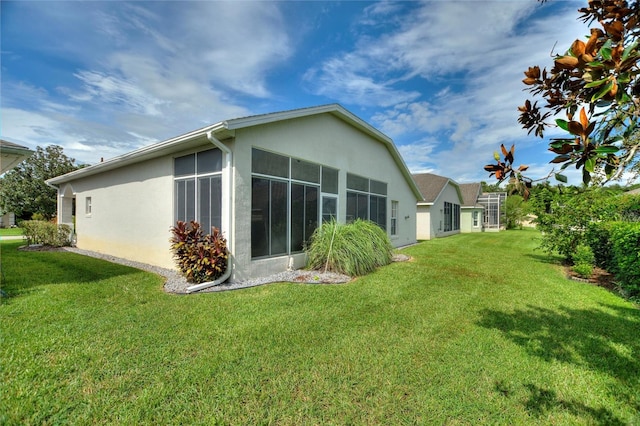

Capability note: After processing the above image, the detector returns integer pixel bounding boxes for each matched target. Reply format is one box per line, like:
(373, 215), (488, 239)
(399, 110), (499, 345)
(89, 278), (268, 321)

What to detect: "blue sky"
(1, 0), (592, 184)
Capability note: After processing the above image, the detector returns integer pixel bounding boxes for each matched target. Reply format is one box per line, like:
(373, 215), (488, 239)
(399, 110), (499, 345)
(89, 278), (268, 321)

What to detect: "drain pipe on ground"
(185, 260), (232, 293)
(184, 130), (233, 293)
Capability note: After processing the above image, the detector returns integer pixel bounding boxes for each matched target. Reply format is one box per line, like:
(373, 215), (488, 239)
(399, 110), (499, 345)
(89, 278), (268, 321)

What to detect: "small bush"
(306, 219), (393, 276)
(572, 244), (594, 266)
(572, 262), (593, 279)
(170, 220), (228, 284)
(21, 220), (72, 246)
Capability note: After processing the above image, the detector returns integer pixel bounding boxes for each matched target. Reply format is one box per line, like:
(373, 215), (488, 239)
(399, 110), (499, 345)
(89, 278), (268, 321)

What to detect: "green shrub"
(31, 213), (46, 221)
(306, 219), (393, 276)
(609, 222), (640, 297)
(585, 222), (614, 270)
(572, 244), (594, 266)
(169, 220), (228, 284)
(572, 262), (593, 279)
(21, 220), (72, 246)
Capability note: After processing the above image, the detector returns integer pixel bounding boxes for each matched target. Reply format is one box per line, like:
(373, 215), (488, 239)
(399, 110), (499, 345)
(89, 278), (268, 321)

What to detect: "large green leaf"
(584, 157), (596, 173)
(593, 145), (619, 154)
(622, 41), (638, 61)
(600, 39), (613, 60)
(584, 78), (609, 88)
(554, 173), (568, 183)
(555, 119), (569, 131)
(591, 80), (613, 102)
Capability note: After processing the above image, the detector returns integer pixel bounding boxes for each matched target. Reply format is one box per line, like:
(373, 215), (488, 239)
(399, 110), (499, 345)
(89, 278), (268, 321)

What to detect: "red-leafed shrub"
(169, 220), (228, 284)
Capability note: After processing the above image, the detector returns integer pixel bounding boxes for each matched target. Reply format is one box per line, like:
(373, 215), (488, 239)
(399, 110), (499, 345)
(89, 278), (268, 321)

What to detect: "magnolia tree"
(486, 0), (640, 196)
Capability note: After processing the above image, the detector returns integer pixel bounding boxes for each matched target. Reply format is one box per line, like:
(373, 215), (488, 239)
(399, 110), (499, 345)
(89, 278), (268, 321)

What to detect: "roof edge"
(47, 122), (226, 185)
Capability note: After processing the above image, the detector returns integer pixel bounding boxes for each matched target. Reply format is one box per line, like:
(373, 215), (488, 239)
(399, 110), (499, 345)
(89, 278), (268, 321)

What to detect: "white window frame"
(390, 200), (398, 236)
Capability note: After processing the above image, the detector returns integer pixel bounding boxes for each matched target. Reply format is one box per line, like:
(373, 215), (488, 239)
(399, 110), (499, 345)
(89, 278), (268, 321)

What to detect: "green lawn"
(1, 230), (638, 425)
(0, 227), (23, 237)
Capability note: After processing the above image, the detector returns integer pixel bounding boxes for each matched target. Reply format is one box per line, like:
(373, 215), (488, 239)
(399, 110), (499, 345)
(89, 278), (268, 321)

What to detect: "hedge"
(609, 221), (640, 298)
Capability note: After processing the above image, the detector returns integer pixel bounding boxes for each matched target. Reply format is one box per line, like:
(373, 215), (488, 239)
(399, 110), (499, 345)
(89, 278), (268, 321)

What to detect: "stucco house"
(47, 104), (422, 284)
(413, 173), (464, 240)
(459, 182), (484, 233)
(413, 173), (486, 240)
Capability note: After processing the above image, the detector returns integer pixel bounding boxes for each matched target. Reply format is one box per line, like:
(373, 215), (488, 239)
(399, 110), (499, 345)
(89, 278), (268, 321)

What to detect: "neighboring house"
(47, 104), (422, 282)
(0, 212), (16, 228)
(413, 174), (487, 240)
(459, 182), (484, 233)
(0, 139), (34, 175)
(1, 139), (34, 227)
(413, 173), (464, 240)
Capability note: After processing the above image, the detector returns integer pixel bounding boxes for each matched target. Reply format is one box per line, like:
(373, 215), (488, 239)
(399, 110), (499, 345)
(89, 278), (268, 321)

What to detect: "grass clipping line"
(306, 219), (394, 276)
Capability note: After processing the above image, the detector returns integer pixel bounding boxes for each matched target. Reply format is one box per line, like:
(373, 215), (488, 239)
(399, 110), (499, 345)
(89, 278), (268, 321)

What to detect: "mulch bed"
(566, 265), (618, 292)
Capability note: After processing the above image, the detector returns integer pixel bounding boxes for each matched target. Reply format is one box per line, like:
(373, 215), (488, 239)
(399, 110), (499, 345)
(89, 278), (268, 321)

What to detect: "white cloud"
(308, 0), (589, 182)
(2, 2), (294, 164)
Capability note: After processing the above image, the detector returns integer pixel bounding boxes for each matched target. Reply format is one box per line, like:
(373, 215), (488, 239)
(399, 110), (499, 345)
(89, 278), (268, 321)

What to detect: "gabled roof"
(47, 104), (422, 200)
(458, 182), (483, 207)
(0, 139), (34, 175)
(412, 172), (463, 205)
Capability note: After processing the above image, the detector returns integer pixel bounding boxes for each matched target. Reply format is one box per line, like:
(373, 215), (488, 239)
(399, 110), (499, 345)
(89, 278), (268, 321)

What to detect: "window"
(346, 173), (387, 230)
(443, 201), (460, 232)
(174, 148), (222, 233)
(321, 166), (338, 223)
(252, 178), (287, 258)
(454, 204), (460, 231)
(322, 197), (337, 223)
(251, 148), (331, 258)
(473, 211), (479, 227)
(390, 201), (398, 236)
(85, 197), (92, 215)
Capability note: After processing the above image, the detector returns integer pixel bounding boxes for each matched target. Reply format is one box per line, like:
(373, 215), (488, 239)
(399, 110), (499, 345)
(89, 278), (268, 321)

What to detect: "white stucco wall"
(67, 155), (176, 269)
(230, 113), (418, 280)
(52, 111), (418, 282)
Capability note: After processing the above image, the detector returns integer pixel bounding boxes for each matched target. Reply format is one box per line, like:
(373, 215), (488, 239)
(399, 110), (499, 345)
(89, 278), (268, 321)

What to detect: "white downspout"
(185, 131), (233, 293)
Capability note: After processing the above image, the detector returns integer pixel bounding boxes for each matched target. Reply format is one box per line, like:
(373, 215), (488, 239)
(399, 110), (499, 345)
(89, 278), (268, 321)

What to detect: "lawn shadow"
(523, 252), (564, 265)
(1, 242), (153, 299)
(522, 383), (628, 425)
(478, 303), (640, 378)
(478, 303), (640, 421)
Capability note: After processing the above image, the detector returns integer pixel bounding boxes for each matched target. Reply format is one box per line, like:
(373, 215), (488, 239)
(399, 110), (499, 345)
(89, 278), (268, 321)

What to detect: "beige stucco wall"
(461, 207), (483, 233)
(67, 155), (177, 269)
(230, 113), (418, 280)
(416, 205), (432, 240)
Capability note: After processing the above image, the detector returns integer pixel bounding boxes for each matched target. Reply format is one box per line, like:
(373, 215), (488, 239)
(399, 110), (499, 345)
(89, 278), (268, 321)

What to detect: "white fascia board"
(46, 123), (228, 185)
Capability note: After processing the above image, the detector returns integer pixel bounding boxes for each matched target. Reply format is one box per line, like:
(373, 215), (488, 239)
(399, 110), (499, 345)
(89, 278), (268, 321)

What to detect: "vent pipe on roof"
(185, 131), (233, 292)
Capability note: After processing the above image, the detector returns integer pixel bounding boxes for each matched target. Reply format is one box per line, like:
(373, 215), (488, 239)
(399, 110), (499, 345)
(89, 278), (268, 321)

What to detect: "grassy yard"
(0, 227), (23, 237)
(1, 230), (638, 425)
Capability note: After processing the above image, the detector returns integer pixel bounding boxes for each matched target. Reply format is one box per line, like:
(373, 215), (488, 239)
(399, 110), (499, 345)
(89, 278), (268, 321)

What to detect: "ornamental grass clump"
(169, 220), (228, 284)
(306, 219), (393, 276)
